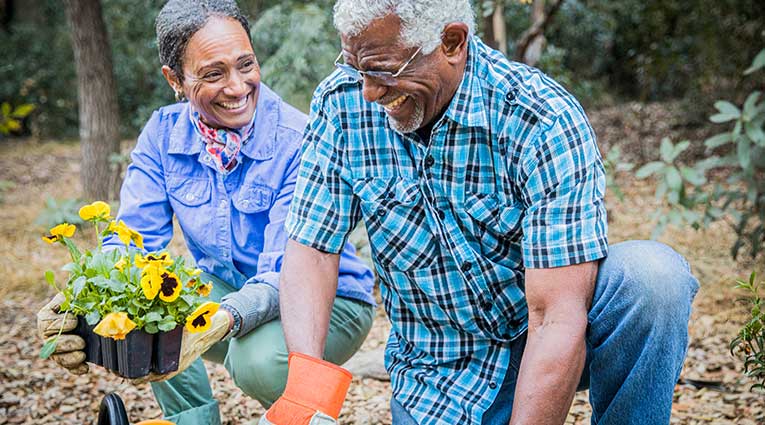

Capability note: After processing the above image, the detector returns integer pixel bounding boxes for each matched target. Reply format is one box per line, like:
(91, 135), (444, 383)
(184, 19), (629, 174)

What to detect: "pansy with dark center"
(185, 301), (220, 332)
(159, 272), (182, 302)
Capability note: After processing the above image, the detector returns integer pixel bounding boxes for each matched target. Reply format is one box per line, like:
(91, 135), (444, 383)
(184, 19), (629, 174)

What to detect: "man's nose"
(361, 76), (388, 104)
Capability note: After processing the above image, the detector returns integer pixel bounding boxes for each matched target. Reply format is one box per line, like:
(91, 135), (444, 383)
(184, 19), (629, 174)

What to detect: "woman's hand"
(36, 293), (89, 375)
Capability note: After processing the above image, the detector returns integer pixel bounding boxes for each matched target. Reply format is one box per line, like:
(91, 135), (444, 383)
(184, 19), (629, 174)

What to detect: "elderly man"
(263, 1), (699, 424)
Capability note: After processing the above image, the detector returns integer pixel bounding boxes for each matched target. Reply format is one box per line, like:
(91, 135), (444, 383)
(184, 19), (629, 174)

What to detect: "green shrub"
(730, 272), (765, 391)
(637, 48), (765, 258)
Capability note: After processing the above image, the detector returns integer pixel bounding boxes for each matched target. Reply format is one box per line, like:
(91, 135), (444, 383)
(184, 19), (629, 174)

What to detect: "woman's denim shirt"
(104, 83), (376, 306)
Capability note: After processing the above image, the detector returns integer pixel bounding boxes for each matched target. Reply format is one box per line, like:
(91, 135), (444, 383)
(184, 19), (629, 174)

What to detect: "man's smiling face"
(340, 14), (466, 134)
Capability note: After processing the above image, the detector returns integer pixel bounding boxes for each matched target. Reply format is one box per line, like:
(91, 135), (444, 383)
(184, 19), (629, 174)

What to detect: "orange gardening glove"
(259, 352), (352, 425)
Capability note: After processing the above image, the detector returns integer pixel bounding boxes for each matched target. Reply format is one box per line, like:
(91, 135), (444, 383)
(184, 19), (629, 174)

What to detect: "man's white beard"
(387, 102), (424, 134)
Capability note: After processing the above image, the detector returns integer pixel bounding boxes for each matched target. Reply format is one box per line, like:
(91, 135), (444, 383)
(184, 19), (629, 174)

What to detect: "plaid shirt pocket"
(354, 177), (437, 271)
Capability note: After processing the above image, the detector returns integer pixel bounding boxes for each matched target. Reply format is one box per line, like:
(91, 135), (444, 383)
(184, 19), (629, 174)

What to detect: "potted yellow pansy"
(40, 201), (219, 378)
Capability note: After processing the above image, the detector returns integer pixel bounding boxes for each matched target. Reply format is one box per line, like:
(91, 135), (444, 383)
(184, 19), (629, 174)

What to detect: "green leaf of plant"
(743, 92), (762, 118)
(714, 101), (741, 118)
(705, 133), (732, 149)
(45, 270), (55, 286)
(145, 312), (162, 323)
(665, 167), (683, 191)
(659, 138), (674, 163)
(681, 166), (706, 186)
(71, 276), (87, 298)
(40, 338), (57, 359)
(635, 161), (664, 179)
(671, 140), (691, 162)
(1, 102), (11, 117)
(86, 310), (101, 325)
(158, 320), (178, 332)
(738, 138), (752, 170)
(744, 49), (765, 75)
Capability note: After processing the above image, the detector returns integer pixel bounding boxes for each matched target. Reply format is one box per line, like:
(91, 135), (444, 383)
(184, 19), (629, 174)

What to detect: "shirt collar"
(167, 82), (280, 160)
(442, 36), (489, 130)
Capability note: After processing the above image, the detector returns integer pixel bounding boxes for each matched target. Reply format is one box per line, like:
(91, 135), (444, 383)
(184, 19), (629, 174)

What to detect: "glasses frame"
(334, 46), (423, 86)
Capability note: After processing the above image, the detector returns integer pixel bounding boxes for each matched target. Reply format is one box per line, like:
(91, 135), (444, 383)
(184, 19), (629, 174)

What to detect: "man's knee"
(226, 330), (289, 408)
(597, 240), (699, 321)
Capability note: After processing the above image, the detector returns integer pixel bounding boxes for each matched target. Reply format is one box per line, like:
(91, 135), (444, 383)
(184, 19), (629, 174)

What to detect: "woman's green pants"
(150, 274), (375, 425)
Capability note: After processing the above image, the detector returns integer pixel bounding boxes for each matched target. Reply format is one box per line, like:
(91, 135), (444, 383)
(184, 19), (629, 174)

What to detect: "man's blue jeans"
(391, 240), (700, 424)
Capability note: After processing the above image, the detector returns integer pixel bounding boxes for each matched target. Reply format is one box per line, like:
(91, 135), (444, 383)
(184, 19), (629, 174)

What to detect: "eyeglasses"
(334, 46), (423, 86)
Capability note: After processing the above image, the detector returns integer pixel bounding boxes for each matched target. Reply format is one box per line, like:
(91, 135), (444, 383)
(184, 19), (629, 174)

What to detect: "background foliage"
(1, 0), (762, 138)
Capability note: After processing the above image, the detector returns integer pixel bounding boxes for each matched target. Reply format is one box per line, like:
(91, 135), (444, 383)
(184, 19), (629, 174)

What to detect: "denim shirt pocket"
(232, 184), (274, 214)
(167, 175), (212, 207)
(166, 175), (213, 244)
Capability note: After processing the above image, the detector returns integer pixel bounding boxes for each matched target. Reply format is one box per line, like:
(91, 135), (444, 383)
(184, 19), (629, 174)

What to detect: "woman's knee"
(225, 324), (289, 408)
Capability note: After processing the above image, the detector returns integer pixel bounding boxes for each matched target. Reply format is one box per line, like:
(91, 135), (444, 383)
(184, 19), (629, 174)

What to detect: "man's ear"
(161, 65), (182, 93)
(441, 22), (469, 63)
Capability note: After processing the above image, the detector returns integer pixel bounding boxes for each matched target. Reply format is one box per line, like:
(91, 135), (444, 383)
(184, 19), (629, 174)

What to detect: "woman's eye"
(203, 71), (222, 81)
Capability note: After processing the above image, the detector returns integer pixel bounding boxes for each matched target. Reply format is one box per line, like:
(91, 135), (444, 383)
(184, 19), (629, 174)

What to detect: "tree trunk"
(514, 0), (565, 66)
(523, 0), (546, 66)
(1, 0), (13, 32)
(492, 2), (507, 55)
(63, 0), (120, 201)
(482, 3), (497, 51)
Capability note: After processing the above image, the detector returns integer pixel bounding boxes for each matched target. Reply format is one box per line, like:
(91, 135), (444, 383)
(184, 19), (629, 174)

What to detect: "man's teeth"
(220, 97), (247, 110)
(383, 95), (407, 110)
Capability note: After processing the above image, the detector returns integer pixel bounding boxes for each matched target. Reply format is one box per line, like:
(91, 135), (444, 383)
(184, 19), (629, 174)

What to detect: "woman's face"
(172, 16), (260, 129)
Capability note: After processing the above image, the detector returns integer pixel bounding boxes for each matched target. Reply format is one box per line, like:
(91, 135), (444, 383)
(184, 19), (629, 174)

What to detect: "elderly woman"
(36, 1), (376, 424)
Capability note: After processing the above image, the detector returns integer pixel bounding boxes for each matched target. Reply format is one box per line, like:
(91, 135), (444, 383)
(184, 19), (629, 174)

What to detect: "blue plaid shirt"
(286, 37), (608, 424)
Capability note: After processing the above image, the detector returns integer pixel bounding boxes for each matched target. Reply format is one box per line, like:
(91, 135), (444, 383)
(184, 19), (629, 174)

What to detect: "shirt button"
(387, 191), (395, 199)
(424, 155), (435, 168)
(461, 261), (472, 272)
(489, 382), (497, 390)
(185, 193), (194, 201)
(376, 207), (386, 217)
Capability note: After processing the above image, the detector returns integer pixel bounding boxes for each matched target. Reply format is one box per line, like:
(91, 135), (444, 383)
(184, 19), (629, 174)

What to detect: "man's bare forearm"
(280, 239), (341, 358)
(509, 263), (597, 425)
(509, 317), (587, 425)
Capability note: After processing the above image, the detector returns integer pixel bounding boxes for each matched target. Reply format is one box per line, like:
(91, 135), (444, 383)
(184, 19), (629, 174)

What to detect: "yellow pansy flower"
(42, 223), (76, 244)
(185, 302), (220, 333)
(140, 266), (164, 300)
(196, 282), (213, 297)
(114, 257), (127, 272)
(135, 252), (173, 268)
(78, 201), (112, 221)
(158, 271), (182, 302)
(107, 220), (144, 249)
(93, 312), (136, 340)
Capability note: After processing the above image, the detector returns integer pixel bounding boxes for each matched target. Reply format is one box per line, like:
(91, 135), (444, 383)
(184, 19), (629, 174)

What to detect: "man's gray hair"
(156, 0), (251, 82)
(333, 0), (474, 54)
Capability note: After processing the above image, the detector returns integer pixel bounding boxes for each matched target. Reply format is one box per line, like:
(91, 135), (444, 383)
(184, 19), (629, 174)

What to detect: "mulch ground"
(1, 102), (764, 424)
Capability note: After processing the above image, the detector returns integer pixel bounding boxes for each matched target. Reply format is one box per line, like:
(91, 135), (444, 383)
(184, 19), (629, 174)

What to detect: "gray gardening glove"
(36, 293), (89, 375)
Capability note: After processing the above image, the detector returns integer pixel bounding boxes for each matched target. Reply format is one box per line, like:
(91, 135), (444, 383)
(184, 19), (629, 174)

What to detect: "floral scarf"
(190, 108), (256, 175)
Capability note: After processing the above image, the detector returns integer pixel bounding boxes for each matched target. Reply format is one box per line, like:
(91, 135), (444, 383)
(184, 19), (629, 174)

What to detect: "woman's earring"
(174, 89), (185, 102)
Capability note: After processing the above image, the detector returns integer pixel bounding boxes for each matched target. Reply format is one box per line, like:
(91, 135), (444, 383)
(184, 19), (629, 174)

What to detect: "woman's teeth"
(383, 95), (407, 111)
(220, 97), (247, 110)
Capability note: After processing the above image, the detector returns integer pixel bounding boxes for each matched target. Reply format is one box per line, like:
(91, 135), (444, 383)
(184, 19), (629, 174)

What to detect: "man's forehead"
(340, 13), (403, 53)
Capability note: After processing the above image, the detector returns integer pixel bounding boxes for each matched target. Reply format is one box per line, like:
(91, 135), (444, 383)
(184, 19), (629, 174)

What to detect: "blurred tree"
(63, 0), (120, 200)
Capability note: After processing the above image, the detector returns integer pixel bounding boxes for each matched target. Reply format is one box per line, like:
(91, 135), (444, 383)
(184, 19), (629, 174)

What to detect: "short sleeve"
(285, 95), (360, 254)
(519, 106), (608, 269)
